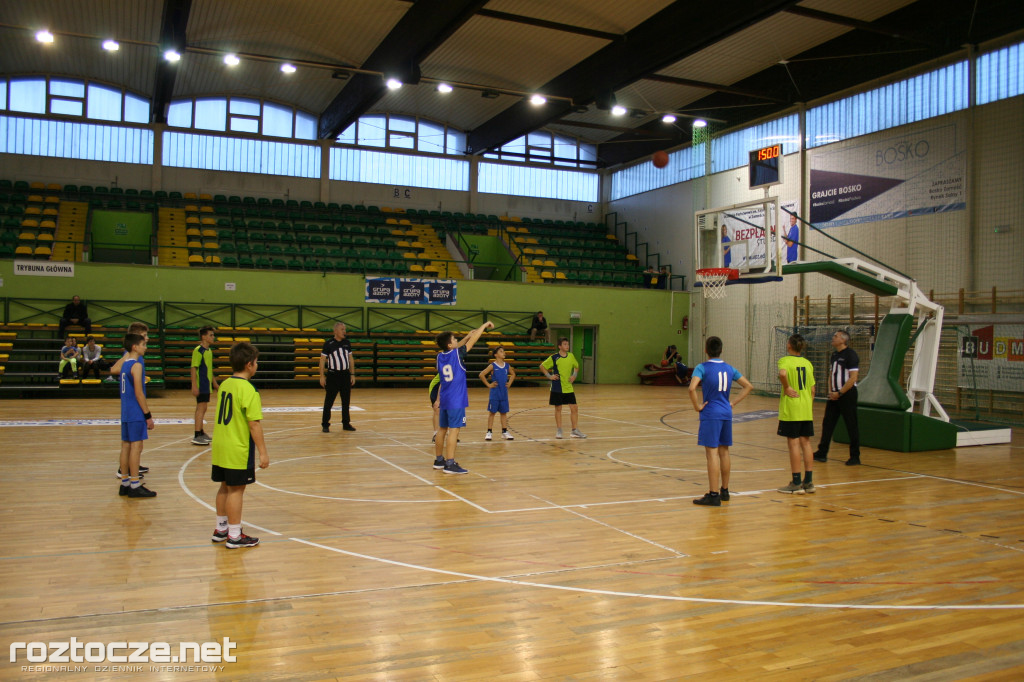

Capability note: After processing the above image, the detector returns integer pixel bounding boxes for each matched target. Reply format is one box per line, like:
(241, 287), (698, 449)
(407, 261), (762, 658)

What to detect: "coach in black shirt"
(813, 330), (861, 465)
(320, 322), (356, 433)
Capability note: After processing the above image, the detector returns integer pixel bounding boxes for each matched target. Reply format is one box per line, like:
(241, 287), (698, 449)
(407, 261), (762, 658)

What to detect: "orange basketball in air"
(652, 151), (669, 168)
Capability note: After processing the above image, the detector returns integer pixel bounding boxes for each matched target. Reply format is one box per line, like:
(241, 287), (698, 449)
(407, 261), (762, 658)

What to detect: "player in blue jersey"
(688, 336), (752, 507)
(433, 321), (494, 474)
(118, 332), (156, 498)
(111, 322), (152, 479)
(479, 346), (516, 441)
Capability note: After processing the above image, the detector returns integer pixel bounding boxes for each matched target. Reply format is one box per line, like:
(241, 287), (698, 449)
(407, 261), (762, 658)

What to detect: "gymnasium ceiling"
(2, 0), (1023, 168)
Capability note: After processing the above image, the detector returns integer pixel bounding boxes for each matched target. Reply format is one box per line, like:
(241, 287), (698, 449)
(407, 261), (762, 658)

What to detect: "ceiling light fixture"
(280, 63), (296, 74)
(36, 30), (55, 44)
(164, 49), (181, 62)
(102, 39), (119, 52)
(223, 54), (240, 66)
(530, 94), (547, 106)
(385, 78), (403, 90)
(693, 119), (708, 128)
(661, 113), (677, 124)
(436, 83), (453, 94)
(611, 104), (627, 116)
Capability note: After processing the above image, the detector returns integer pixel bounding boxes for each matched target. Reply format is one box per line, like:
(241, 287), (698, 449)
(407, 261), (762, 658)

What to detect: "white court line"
(358, 446), (493, 513)
(289, 537), (1024, 611)
(531, 494), (687, 557)
(606, 444), (784, 473)
(177, 450), (282, 536)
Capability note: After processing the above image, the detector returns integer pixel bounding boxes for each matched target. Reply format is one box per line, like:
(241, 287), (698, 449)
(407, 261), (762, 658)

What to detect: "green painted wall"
(0, 260), (690, 383)
(460, 234), (516, 281)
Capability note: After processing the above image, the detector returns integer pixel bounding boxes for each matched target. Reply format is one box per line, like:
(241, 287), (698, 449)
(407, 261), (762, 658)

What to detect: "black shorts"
(196, 392), (211, 404)
(777, 420), (814, 438)
(211, 465), (255, 486)
(429, 385), (439, 406)
(549, 392), (577, 406)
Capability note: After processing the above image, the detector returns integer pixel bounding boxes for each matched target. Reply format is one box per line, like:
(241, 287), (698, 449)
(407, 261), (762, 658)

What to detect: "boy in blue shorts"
(118, 333), (156, 498)
(688, 336), (752, 507)
(211, 342), (270, 548)
(433, 321), (494, 474)
(479, 346), (516, 440)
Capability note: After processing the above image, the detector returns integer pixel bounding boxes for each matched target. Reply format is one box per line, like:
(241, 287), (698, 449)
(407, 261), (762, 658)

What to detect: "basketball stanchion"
(695, 267), (739, 299)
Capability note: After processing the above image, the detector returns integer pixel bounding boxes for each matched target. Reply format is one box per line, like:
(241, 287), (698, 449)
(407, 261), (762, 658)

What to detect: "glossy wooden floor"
(1, 385), (1023, 681)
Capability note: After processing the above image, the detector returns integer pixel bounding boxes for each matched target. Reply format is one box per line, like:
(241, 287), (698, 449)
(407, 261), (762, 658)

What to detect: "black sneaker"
(693, 493), (721, 507)
(343, 424), (356, 431)
(813, 453), (827, 463)
(845, 458), (861, 466)
(322, 426), (330, 433)
(118, 484), (130, 496)
(720, 488), (730, 502)
(225, 533), (260, 549)
(212, 529), (228, 543)
(443, 460), (468, 475)
(433, 456), (446, 470)
(139, 465), (149, 474)
(127, 484), (157, 498)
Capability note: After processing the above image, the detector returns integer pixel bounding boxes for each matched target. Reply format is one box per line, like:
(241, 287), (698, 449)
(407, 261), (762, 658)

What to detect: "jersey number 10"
(217, 391), (234, 425)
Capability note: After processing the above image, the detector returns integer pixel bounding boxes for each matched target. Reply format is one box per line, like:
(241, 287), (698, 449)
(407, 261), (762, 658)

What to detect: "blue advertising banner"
(365, 277), (457, 306)
(809, 123), (966, 228)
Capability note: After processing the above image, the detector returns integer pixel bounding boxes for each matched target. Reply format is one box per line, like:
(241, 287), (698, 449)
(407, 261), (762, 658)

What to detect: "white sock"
(216, 516), (228, 530)
(228, 523), (242, 539)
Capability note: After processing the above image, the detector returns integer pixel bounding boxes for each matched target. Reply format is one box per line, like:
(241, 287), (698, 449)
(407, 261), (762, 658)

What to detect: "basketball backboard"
(694, 196), (783, 285)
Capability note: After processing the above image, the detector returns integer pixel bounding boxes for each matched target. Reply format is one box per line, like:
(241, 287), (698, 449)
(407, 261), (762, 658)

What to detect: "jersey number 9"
(442, 365), (454, 382)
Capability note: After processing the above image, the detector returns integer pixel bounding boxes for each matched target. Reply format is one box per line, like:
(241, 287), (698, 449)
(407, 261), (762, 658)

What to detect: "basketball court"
(2, 386), (1022, 678)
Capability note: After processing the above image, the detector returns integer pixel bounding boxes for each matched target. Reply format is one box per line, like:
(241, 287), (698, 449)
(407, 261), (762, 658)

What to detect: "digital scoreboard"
(748, 144), (783, 189)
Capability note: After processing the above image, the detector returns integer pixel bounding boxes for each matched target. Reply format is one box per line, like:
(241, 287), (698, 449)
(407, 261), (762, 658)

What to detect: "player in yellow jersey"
(776, 334), (817, 494)
(210, 342), (270, 548)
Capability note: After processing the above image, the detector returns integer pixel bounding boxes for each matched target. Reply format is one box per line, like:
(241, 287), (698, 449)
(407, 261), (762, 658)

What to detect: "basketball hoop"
(695, 268), (739, 299)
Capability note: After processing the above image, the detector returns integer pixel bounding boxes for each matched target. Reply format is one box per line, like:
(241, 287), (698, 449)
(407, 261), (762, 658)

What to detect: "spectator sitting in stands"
(59, 336), (80, 379)
(643, 266), (657, 288)
(658, 266), (671, 289)
(528, 311), (550, 343)
(59, 295), (92, 337)
(81, 336), (110, 380)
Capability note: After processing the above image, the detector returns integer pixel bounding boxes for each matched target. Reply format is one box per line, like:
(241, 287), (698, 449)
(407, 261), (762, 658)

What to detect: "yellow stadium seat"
(184, 192), (198, 200)
(36, 233), (53, 243)
(555, 271), (567, 279)
(185, 204), (199, 212)
(409, 264), (424, 272)
(199, 193), (213, 201)
(541, 271), (554, 280)
(543, 260), (556, 268)
(34, 245), (52, 257)
(205, 255), (221, 264)
(28, 194), (44, 203)
(44, 195), (60, 204)
(21, 219), (39, 228)
(15, 246), (32, 256)
(18, 231), (36, 241)
(201, 228), (217, 238)
(186, 227), (201, 237)
(187, 240), (203, 249)
(30, 182), (46, 190)
(188, 254), (204, 265)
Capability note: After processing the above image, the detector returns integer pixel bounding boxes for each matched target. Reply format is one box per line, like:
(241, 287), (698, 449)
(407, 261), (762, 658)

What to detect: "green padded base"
(835, 406), (957, 452)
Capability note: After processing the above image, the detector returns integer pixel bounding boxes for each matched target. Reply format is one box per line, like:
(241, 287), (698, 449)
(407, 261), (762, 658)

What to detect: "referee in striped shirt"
(320, 322), (356, 432)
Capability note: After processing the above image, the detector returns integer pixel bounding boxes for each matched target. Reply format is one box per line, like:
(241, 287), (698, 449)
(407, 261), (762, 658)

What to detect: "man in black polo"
(59, 295), (92, 337)
(813, 330), (861, 466)
(319, 322), (356, 433)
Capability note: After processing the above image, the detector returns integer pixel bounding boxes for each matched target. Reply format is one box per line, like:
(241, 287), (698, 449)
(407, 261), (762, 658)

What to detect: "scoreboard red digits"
(748, 144), (783, 189)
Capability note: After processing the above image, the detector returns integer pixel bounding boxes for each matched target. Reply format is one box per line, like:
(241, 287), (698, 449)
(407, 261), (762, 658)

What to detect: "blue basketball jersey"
(437, 347), (469, 409)
(120, 357), (146, 422)
(489, 362), (509, 401)
(692, 359), (742, 420)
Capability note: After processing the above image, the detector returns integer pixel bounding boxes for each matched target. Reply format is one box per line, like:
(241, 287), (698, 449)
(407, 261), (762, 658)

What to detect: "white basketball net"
(696, 270), (730, 299)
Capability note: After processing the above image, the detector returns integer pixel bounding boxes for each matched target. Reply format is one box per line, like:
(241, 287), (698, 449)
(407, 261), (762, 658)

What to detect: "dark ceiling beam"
(784, 6), (941, 48)
(466, 0), (801, 155)
(643, 73), (785, 103)
(551, 119), (667, 137)
(475, 9), (622, 42)
(318, 0), (488, 140)
(151, 0), (192, 124)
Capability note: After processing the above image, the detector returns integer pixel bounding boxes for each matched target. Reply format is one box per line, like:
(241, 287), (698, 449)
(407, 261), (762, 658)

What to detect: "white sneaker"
(571, 429), (587, 439)
(502, 431), (514, 440)
(556, 428), (563, 439)
(485, 431), (493, 441)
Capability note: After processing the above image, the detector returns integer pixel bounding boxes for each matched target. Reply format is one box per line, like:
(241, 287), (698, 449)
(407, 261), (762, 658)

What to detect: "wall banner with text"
(365, 277), (457, 306)
(809, 123), (966, 228)
(957, 324), (1024, 392)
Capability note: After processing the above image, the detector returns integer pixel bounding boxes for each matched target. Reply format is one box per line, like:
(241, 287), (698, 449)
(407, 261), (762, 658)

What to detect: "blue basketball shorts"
(121, 420), (148, 443)
(487, 398), (509, 414)
(439, 408), (467, 429)
(697, 419), (732, 448)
